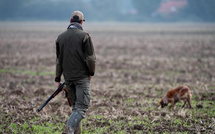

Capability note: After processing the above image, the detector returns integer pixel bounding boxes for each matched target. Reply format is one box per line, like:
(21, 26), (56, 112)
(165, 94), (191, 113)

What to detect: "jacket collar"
(67, 22), (83, 30)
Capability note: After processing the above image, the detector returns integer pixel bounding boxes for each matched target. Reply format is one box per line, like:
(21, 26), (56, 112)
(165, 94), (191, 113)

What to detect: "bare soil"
(0, 22), (215, 133)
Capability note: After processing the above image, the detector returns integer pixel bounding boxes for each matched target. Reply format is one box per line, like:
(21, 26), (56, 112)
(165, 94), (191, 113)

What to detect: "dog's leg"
(181, 101), (186, 108)
(188, 97), (192, 109)
(186, 93), (192, 109)
(171, 102), (175, 110)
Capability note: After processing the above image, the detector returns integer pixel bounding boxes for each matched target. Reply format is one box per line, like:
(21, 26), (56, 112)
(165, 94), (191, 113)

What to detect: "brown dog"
(159, 86), (192, 109)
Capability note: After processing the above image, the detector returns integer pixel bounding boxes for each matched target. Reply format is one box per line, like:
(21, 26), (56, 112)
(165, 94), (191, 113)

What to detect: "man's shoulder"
(57, 30), (69, 39)
(74, 30), (91, 40)
(56, 29), (90, 42)
(64, 28), (89, 36)
(77, 29), (89, 35)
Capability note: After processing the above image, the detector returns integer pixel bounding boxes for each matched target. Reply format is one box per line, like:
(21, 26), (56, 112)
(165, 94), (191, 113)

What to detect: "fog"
(0, 0), (215, 22)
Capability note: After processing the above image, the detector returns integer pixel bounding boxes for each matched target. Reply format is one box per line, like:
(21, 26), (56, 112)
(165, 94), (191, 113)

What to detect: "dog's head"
(159, 99), (168, 108)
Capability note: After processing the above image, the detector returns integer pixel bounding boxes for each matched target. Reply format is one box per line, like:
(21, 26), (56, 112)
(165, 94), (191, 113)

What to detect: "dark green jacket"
(55, 23), (96, 82)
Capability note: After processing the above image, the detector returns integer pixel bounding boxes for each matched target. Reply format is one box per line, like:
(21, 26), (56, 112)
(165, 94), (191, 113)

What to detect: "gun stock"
(37, 82), (65, 112)
(64, 87), (73, 107)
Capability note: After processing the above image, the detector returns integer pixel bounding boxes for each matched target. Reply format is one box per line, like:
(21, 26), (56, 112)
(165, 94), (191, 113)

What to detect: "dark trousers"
(65, 77), (91, 118)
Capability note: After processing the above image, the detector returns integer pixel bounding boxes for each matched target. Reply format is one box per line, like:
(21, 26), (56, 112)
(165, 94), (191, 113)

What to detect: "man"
(55, 10), (96, 134)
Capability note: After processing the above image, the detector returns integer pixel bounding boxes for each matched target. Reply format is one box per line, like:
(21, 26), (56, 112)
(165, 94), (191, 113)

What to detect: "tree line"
(0, 0), (215, 22)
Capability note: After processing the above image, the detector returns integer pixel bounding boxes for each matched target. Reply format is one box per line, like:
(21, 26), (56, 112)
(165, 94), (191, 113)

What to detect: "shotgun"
(37, 82), (72, 112)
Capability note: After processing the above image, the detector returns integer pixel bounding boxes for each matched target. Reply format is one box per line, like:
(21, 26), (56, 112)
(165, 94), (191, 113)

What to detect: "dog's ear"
(158, 99), (163, 109)
(161, 100), (168, 108)
(159, 99), (167, 108)
(159, 99), (162, 105)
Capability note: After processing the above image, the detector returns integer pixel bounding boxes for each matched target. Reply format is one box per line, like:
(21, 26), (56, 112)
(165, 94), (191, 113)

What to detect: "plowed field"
(0, 22), (215, 133)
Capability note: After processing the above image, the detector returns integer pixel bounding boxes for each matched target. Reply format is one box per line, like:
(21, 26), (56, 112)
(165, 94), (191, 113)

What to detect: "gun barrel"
(37, 96), (53, 112)
(37, 82), (65, 112)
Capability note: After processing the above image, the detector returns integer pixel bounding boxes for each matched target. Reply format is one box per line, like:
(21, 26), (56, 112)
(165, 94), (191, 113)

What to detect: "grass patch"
(0, 113), (65, 134)
(4, 120), (64, 134)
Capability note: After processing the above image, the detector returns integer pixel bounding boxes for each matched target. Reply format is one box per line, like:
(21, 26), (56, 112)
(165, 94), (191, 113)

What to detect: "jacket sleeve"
(55, 41), (63, 82)
(83, 34), (96, 76)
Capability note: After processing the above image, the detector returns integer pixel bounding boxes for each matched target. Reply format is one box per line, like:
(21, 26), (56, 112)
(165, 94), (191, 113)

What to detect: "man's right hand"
(56, 82), (60, 87)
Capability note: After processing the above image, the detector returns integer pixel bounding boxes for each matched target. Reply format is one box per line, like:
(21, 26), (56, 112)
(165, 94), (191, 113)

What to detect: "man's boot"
(66, 112), (83, 134)
(74, 121), (81, 134)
